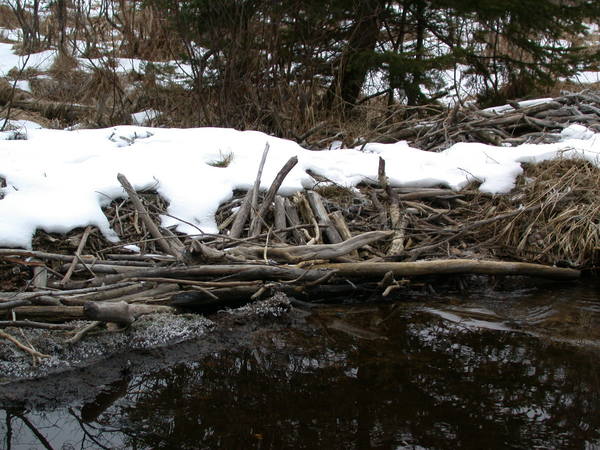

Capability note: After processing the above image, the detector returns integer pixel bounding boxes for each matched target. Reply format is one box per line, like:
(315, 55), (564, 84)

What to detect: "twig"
(117, 173), (184, 259)
(66, 321), (102, 344)
(0, 329), (50, 358)
(61, 226), (93, 285)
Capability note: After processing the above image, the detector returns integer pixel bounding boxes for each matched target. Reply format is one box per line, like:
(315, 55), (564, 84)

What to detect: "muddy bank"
(1, 280), (599, 449)
(0, 295), (293, 408)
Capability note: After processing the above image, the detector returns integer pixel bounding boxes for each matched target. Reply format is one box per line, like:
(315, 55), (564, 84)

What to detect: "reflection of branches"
(67, 408), (112, 450)
(13, 412), (54, 450)
(5, 411), (12, 450)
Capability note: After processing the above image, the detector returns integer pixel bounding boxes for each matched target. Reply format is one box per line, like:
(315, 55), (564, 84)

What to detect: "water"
(1, 280), (599, 449)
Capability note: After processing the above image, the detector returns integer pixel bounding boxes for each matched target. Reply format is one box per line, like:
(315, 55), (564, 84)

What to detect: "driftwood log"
(83, 301), (175, 325)
(317, 260), (580, 279)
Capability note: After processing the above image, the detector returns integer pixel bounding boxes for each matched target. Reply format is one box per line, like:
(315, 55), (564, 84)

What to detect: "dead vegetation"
(0, 147), (591, 359)
(1, 4), (599, 362)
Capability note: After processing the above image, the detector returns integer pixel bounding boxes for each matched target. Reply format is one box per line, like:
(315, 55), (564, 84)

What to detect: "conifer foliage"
(145, 0), (600, 110)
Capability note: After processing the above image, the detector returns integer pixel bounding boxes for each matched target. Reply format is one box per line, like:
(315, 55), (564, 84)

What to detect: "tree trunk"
(326, 0), (384, 108)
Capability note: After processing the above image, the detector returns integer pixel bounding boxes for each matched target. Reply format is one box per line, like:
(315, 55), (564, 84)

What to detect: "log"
(84, 301), (175, 325)
(316, 260), (580, 280)
(330, 211), (358, 259)
(295, 193), (320, 243)
(61, 264), (333, 289)
(11, 306), (85, 321)
(378, 157), (406, 256)
(274, 195), (287, 242)
(117, 173), (185, 259)
(228, 231), (393, 263)
(230, 144), (270, 238)
(284, 198), (307, 244)
(306, 191), (343, 244)
(249, 155), (298, 236)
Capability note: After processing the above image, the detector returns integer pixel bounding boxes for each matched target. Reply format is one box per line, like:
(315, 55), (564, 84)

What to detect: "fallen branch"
(117, 173), (185, 260)
(84, 301), (175, 325)
(0, 329), (50, 358)
(317, 259), (580, 279)
(228, 231), (393, 263)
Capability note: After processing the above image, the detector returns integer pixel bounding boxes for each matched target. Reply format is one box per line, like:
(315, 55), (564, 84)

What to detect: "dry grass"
(484, 159), (600, 268)
(207, 152), (234, 168)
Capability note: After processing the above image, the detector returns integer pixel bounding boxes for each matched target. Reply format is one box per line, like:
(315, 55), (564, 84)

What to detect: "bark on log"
(317, 260), (580, 279)
(307, 191), (343, 244)
(84, 301), (175, 325)
(62, 264), (333, 289)
(228, 230), (392, 263)
(10, 306), (85, 321)
(249, 155), (298, 236)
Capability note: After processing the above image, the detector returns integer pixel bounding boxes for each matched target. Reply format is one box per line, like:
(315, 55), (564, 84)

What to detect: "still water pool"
(1, 280), (599, 449)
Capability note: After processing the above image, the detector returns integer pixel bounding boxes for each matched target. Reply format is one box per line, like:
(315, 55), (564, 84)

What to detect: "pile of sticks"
(4, 93), (598, 357)
(367, 91), (600, 150)
(0, 147), (583, 355)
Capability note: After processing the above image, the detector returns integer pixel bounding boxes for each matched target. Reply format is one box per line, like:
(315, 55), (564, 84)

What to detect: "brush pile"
(2, 94), (599, 360)
(361, 91), (600, 151)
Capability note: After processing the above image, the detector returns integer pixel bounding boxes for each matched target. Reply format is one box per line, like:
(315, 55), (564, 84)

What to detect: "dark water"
(1, 281), (599, 449)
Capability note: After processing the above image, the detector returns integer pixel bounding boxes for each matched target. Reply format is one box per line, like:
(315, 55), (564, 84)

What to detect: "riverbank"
(1, 93), (600, 374)
(2, 280), (599, 448)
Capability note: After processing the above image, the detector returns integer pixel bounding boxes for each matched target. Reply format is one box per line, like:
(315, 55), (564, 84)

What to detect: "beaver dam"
(1, 92), (600, 371)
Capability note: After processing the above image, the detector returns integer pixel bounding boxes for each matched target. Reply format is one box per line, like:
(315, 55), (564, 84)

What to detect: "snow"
(570, 71), (600, 84)
(0, 43), (57, 77)
(1, 124), (600, 249)
(483, 98), (555, 114)
(560, 124), (594, 141)
(131, 109), (161, 125)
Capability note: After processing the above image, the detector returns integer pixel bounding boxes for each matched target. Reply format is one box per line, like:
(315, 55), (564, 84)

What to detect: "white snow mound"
(1, 125), (600, 249)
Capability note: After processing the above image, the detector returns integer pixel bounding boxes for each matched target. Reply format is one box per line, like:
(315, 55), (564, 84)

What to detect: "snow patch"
(1, 125), (600, 249)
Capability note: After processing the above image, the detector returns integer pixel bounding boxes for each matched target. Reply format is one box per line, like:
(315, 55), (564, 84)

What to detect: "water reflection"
(1, 282), (599, 449)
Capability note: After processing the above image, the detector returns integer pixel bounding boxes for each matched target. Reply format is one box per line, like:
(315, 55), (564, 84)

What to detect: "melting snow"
(0, 123), (599, 249)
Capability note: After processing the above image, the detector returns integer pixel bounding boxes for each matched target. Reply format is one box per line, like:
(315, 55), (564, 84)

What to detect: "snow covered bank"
(1, 124), (599, 249)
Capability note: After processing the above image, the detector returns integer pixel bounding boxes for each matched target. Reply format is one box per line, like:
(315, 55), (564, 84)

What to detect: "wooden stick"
(230, 143), (270, 238)
(66, 321), (101, 344)
(283, 198), (307, 244)
(229, 230), (392, 263)
(117, 173), (184, 259)
(330, 211), (359, 259)
(0, 320), (78, 330)
(307, 191), (343, 244)
(31, 258), (48, 289)
(316, 260), (580, 280)
(0, 330), (50, 358)
(274, 195), (287, 242)
(0, 299), (32, 310)
(249, 155), (298, 236)
(61, 226), (93, 285)
(61, 264), (332, 289)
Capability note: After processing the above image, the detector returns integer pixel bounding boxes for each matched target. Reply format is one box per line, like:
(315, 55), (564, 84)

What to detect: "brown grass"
(485, 159), (600, 268)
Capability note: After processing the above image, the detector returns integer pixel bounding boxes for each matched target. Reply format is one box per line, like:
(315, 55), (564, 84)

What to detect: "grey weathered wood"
(230, 143), (270, 238)
(317, 260), (581, 280)
(274, 195), (287, 242)
(229, 231), (392, 263)
(249, 155), (298, 236)
(283, 198), (307, 244)
(117, 173), (184, 259)
(306, 191), (342, 244)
